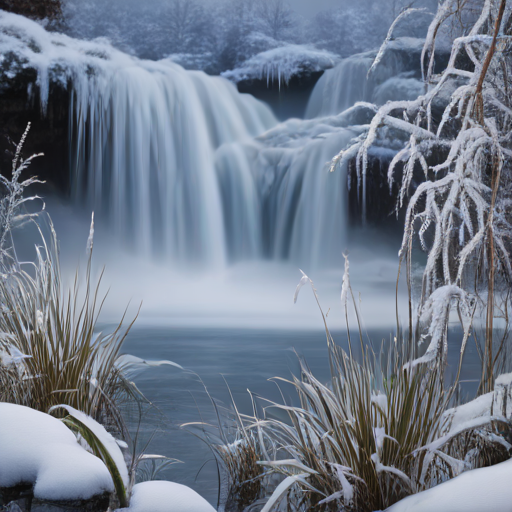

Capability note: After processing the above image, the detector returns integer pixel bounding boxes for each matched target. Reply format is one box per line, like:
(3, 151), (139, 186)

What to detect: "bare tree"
(162, 0), (209, 54)
(255, 0), (295, 41)
(332, 0), (512, 390)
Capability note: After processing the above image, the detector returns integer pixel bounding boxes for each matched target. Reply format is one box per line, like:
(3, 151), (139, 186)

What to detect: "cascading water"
(305, 37), (426, 118)
(69, 65), (275, 267)
(216, 114), (366, 269)
(0, 11), (399, 273)
(0, 12), (275, 267)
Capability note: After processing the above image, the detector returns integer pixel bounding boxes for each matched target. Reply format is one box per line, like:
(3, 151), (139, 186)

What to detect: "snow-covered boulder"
(384, 458), (512, 512)
(222, 45), (339, 86)
(118, 481), (216, 512)
(0, 403), (114, 502)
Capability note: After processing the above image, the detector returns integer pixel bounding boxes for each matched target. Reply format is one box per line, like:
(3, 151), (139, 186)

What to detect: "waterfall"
(215, 111), (368, 269)
(69, 64), (275, 267)
(0, 11), (363, 270)
(305, 38), (426, 118)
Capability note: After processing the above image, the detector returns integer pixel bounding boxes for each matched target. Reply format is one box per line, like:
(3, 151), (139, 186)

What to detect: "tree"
(162, 0), (210, 54)
(255, 0), (295, 41)
(332, 0), (512, 391)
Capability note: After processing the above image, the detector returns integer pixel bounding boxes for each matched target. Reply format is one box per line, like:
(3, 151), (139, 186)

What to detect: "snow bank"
(222, 44), (339, 86)
(0, 403), (113, 500)
(442, 372), (512, 434)
(384, 458), (512, 512)
(118, 481), (216, 512)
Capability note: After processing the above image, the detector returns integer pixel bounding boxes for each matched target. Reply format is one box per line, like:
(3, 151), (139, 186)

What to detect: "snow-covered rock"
(384, 458), (512, 512)
(222, 45), (339, 86)
(0, 403), (113, 501)
(118, 481), (216, 512)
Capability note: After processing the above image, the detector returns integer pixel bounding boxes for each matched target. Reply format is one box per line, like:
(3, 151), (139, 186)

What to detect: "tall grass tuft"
(212, 267), (510, 512)
(0, 126), (137, 436)
(254, 342), (450, 511)
(0, 218), (137, 433)
(183, 380), (269, 512)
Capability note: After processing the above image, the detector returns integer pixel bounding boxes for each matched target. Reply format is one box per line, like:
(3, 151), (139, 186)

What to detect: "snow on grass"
(222, 44), (339, 86)
(384, 458), (512, 512)
(49, 404), (129, 488)
(443, 393), (494, 434)
(0, 403), (113, 500)
(118, 481), (216, 512)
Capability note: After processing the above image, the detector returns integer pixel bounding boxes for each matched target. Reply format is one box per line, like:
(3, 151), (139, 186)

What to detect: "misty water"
(120, 324), (482, 505)
(0, 8), (486, 508)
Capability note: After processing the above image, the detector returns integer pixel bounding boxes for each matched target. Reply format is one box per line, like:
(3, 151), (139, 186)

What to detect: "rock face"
(236, 71), (324, 121)
(0, 489), (110, 512)
(0, 74), (69, 194)
(0, 1), (62, 21)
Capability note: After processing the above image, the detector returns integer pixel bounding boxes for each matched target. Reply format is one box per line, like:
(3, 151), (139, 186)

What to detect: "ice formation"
(221, 44), (339, 87)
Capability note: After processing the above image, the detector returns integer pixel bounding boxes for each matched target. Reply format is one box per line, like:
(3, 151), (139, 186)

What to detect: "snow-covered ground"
(384, 458), (512, 512)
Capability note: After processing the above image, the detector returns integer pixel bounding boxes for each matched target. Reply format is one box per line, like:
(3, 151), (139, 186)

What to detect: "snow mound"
(50, 404), (129, 487)
(119, 481), (216, 512)
(385, 458), (512, 512)
(222, 45), (339, 86)
(0, 403), (113, 500)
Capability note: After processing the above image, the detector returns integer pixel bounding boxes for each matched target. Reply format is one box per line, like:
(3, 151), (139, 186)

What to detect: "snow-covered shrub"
(332, 0), (512, 391)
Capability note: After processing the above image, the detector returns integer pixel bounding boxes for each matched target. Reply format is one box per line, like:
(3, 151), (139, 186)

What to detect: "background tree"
(255, 0), (296, 41)
(162, 0), (210, 55)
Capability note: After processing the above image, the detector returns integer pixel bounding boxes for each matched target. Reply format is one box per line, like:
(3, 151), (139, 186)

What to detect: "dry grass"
(251, 340), (451, 512)
(212, 269), (512, 512)
(0, 126), (137, 437)
(0, 218), (137, 435)
(182, 379), (270, 512)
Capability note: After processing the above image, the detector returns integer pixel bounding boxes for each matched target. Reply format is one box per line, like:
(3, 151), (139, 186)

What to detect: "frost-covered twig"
(0, 123), (43, 269)
(332, 1), (512, 381)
